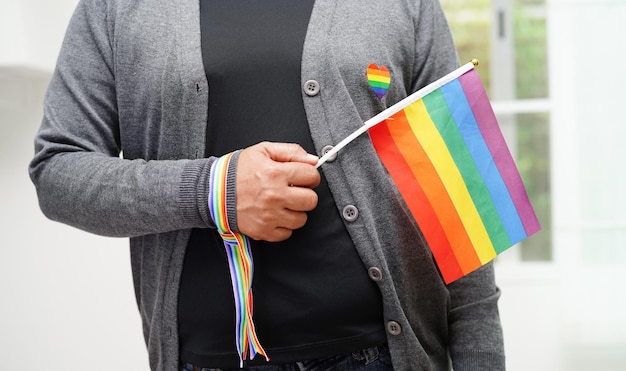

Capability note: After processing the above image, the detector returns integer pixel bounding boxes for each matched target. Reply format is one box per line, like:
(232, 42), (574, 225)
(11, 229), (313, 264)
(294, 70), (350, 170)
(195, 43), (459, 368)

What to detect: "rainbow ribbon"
(208, 152), (269, 367)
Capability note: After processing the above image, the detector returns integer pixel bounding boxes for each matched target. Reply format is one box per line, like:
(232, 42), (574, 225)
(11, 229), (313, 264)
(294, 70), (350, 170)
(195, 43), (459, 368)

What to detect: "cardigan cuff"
(180, 158), (216, 228)
(451, 350), (505, 371)
(205, 150), (242, 232)
(225, 150), (241, 233)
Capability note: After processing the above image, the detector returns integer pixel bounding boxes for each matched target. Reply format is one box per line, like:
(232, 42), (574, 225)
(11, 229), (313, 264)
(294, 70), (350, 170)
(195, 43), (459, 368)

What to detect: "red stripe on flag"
(370, 111), (469, 282)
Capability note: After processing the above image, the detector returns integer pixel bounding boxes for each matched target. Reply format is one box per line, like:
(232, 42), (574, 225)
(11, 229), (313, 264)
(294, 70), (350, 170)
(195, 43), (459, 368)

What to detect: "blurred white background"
(1, 0), (152, 369)
(1, 0), (625, 370)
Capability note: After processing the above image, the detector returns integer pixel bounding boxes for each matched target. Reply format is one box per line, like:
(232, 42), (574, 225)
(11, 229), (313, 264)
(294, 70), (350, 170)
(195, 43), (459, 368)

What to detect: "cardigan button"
(342, 205), (359, 222)
(304, 80), (320, 96)
(386, 321), (402, 336)
(368, 267), (383, 281)
(321, 145), (337, 162)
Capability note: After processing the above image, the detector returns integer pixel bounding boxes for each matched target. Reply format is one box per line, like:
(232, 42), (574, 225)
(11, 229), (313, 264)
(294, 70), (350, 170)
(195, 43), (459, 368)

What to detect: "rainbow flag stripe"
(369, 67), (540, 283)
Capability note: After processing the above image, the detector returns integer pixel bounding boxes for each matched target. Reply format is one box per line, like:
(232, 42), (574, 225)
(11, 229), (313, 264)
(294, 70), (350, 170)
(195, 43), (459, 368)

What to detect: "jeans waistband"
(180, 343), (389, 371)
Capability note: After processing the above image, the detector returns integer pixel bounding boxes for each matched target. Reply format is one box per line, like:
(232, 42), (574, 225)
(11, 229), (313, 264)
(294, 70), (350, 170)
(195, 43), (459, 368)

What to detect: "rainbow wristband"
(208, 152), (269, 367)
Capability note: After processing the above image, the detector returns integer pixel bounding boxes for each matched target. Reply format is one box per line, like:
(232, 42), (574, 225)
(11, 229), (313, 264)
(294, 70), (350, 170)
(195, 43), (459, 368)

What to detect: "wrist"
(208, 150), (241, 233)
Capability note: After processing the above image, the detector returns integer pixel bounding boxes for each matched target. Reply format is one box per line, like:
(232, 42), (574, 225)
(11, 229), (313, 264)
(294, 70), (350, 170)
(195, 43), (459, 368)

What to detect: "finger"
(260, 142), (319, 165)
(280, 162), (321, 188)
(276, 209), (309, 230)
(282, 187), (319, 212)
(262, 227), (294, 243)
(246, 211), (307, 242)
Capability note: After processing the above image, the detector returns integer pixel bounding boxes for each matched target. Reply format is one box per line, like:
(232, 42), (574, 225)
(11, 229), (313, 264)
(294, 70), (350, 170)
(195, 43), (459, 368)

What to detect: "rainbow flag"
(317, 62), (541, 283)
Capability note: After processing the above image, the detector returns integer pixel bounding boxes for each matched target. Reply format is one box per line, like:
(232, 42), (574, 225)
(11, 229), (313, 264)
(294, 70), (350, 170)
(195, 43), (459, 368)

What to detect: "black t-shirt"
(177, 0), (386, 367)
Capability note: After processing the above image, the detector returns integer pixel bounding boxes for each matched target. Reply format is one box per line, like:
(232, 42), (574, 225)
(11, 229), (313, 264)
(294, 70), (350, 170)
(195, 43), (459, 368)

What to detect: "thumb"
(260, 142), (318, 165)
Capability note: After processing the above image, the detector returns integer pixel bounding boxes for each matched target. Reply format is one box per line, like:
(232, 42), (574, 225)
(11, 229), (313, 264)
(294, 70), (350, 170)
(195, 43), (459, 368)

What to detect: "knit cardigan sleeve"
(28, 0), (217, 237)
(415, 0), (505, 371)
(412, 1), (506, 369)
(447, 263), (505, 370)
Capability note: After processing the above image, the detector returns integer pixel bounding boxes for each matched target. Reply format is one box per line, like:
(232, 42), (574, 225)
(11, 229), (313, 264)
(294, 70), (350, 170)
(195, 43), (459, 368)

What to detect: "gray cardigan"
(29, 0), (505, 369)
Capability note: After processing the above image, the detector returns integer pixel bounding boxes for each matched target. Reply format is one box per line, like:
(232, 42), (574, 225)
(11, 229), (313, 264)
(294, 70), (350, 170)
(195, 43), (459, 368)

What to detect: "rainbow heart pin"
(366, 63), (391, 99)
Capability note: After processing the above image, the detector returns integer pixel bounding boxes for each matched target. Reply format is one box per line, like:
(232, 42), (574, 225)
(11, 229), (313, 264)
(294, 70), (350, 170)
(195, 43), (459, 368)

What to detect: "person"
(29, 0), (505, 370)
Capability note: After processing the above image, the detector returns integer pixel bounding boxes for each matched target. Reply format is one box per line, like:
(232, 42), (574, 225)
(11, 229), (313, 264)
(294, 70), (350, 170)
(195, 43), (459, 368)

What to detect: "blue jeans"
(180, 344), (393, 371)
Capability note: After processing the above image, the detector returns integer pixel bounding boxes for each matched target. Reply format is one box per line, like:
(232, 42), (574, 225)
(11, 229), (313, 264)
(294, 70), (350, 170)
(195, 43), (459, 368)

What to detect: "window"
(441, 0), (551, 262)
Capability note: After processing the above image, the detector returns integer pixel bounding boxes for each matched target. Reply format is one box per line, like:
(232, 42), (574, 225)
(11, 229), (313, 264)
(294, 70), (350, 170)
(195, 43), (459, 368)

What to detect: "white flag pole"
(315, 60), (477, 168)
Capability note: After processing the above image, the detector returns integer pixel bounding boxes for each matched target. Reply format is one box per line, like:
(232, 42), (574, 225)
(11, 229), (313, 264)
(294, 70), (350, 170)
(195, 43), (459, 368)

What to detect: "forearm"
(30, 150), (215, 237)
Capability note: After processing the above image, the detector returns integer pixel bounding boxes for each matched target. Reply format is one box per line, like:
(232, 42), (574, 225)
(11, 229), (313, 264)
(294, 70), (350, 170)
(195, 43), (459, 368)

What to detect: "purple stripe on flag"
(458, 70), (541, 235)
